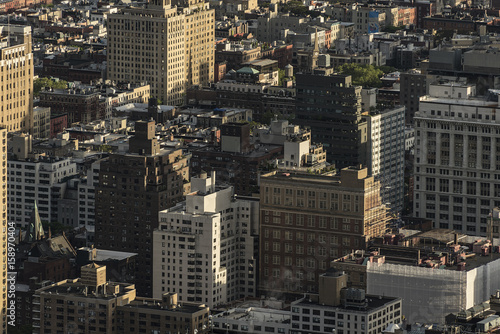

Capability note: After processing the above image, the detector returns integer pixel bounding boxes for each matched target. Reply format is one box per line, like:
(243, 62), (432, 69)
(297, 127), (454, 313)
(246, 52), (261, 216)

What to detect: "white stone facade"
(414, 86), (500, 234)
(153, 173), (259, 307)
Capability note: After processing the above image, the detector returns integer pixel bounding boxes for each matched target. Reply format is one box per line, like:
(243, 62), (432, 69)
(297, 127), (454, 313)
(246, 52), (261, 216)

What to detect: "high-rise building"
(413, 83), (500, 235)
(95, 120), (190, 297)
(153, 172), (259, 307)
(259, 166), (389, 298)
(365, 106), (405, 214)
(295, 68), (367, 169)
(7, 134), (78, 227)
(0, 25), (33, 133)
(32, 263), (211, 334)
(0, 128), (6, 333)
(107, 0), (215, 106)
(399, 69), (427, 125)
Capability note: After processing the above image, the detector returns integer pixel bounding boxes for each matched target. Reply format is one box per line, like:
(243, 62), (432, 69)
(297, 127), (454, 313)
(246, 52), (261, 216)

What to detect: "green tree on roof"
(34, 77), (68, 96)
(335, 64), (384, 88)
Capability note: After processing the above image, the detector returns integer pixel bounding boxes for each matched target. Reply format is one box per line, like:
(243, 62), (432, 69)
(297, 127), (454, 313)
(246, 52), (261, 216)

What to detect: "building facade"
(0, 25), (33, 133)
(39, 86), (106, 125)
(32, 106), (50, 139)
(295, 69), (367, 169)
(32, 263), (136, 334)
(117, 293), (210, 334)
(107, 0), (215, 106)
(32, 263), (210, 334)
(413, 83), (500, 235)
(365, 106), (405, 214)
(8, 134), (77, 227)
(399, 69), (428, 125)
(290, 271), (402, 334)
(259, 167), (389, 297)
(153, 172), (259, 307)
(95, 120), (190, 297)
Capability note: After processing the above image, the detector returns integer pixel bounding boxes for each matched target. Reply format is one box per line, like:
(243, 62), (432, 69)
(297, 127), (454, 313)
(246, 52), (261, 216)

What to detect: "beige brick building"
(0, 25), (33, 133)
(107, 0), (214, 106)
(259, 166), (389, 297)
(32, 264), (210, 334)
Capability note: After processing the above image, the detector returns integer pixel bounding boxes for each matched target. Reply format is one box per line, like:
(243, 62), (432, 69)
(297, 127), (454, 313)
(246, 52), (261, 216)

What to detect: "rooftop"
(38, 280), (134, 300)
(236, 67), (260, 75)
(115, 103), (175, 113)
(78, 247), (138, 261)
(412, 229), (467, 245)
(122, 297), (208, 314)
(340, 229), (500, 271)
(212, 307), (290, 324)
(242, 58), (278, 67)
(294, 294), (400, 312)
(419, 95), (498, 108)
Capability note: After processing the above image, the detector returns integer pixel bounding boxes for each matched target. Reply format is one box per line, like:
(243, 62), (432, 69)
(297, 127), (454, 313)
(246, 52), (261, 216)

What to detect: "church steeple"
(313, 28), (319, 53)
(24, 201), (45, 243)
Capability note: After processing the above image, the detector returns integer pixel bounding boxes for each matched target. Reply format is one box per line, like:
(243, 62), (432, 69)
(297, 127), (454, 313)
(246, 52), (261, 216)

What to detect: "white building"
(367, 254), (500, 324)
(152, 172), (259, 307)
(366, 106), (405, 214)
(76, 159), (100, 243)
(413, 83), (500, 234)
(8, 136), (77, 227)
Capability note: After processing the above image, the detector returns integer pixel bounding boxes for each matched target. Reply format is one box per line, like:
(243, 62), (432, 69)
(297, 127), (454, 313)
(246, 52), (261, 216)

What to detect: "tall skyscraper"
(295, 68), (367, 169)
(0, 25), (33, 133)
(413, 83), (500, 235)
(107, 0), (215, 106)
(365, 106), (406, 214)
(95, 120), (190, 296)
(153, 172), (259, 307)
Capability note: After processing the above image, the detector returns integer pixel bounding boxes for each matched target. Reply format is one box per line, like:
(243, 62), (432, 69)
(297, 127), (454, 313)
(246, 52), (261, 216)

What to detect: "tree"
(376, 65), (397, 74)
(280, 1), (308, 16)
(336, 63), (384, 88)
(278, 69), (285, 86)
(34, 77), (68, 96)
(41, 221), (72, 236)
(382, 25), (404, 33)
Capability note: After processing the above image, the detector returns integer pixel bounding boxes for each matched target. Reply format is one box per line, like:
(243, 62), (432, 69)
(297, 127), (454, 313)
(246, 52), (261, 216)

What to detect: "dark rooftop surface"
(295, 294), (400, 312)
(121, 298), (208, 314)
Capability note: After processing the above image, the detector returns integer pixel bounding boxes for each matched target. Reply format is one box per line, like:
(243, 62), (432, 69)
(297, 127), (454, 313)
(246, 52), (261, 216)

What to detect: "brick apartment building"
(259, 166), (389, 298)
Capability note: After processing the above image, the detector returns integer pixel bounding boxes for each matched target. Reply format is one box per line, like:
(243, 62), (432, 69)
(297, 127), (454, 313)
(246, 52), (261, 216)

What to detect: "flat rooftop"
(39, 280), (134, 300)
(122, 298), (207, 314)
(419, 95), (498, 108)
(212, 307), (290, 324)
(295, 295), (399, 312)
(411, 229), (467, 245)
(261, 171), (343, 185)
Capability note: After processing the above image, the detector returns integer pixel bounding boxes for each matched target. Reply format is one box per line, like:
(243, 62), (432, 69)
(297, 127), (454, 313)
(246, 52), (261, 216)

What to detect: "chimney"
(454, 233), (458, 245)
